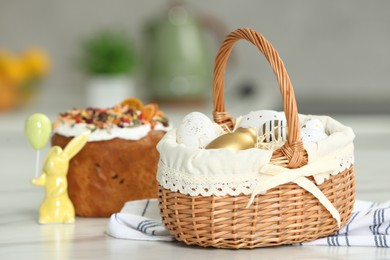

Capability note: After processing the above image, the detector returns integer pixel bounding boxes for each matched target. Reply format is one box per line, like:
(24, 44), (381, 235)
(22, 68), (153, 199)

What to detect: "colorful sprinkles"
(53, 102), (169, 131)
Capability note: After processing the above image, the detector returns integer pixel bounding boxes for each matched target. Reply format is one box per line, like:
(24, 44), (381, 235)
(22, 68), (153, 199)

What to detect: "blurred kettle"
(143, 0), (227, 103)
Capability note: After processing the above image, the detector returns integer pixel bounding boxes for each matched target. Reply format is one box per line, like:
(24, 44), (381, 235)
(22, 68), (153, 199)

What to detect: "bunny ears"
(62, 131), (90, 160)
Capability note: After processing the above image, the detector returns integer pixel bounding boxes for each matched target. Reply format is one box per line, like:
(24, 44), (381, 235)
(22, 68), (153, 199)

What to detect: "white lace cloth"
(156, 114), (355, 225)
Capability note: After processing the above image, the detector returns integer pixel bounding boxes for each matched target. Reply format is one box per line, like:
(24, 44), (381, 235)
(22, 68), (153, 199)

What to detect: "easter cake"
(52, 98), (170, 217)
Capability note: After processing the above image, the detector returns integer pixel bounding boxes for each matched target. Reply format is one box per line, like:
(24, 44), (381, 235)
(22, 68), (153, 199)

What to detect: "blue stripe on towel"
(335, 229), (340, 245)
(345, 234), (350, 247)
(371, 209), (378, 235)
(372, 209), (385, 235)
(346, 212), (359, 234)
(142, 199), (150, 217)
(137, 220), (163, 234)
(374, 209), (378, 230)
(385, 207), (390, 235)
(143, 223), (163, 233)
(327, 236), (338, 246)
(374, 235), (379, 247)
(366, 202), (378, 216)
(114, 213), (122, 224)
(381, 209), (385, 234)
(137, 220), (153, 232)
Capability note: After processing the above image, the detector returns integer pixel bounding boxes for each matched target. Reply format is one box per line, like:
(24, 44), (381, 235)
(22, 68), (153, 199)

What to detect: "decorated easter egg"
(301, 118), (325, 132)
(177, 112), (218, 148)
(300, 118), (328, 143)
(206, 127), (257, 150)
(238, 110), (287, 142)
(300, 129), (328, 143)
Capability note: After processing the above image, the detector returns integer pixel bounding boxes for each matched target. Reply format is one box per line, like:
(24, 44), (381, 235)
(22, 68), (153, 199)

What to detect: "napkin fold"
(106, 199), (173, 241)
(302, 200), (390, 247)
(106, 199), (390, 247)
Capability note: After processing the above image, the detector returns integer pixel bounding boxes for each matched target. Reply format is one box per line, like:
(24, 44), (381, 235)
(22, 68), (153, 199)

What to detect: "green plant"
(79, 30), (137, 75)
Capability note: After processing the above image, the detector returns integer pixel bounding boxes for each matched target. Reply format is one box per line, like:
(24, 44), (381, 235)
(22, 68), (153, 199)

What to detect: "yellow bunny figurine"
(32, 132), (89, 224)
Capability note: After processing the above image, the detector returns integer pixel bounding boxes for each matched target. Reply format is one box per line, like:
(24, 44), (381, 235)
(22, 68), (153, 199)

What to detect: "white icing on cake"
(54, 123), (171, 142)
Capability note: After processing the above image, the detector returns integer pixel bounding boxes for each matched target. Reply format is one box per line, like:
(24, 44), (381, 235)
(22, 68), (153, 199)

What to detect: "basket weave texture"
(158, 28), (355, 248)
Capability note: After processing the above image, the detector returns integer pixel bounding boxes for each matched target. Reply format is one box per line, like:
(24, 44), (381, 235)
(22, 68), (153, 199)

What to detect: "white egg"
(238, 110), (286, 131)
(176, 112), (218, 148)
(238, 110), (287, 142)
(301, 118), (325, 132)
(300, 118), (328, 143)
(300, 129), (328, 143)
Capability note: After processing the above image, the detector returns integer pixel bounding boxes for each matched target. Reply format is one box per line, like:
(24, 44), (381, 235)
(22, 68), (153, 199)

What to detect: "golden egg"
(205, 127), (257, 150)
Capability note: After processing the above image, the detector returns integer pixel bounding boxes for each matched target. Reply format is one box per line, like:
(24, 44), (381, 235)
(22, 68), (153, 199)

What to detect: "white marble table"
(1, 109), (390, 259)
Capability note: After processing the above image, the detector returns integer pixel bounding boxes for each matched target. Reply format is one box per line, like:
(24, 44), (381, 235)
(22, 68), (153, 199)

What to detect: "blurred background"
(1, 0), (390, 207)
(1, 0), (390, 122)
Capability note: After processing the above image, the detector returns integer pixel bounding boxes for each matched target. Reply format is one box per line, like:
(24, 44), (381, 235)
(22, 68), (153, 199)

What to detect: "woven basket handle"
(213, 28), (307, 168)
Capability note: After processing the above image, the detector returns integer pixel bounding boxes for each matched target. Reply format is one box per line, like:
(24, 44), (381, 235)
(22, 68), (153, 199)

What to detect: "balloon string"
(35, 150), (40, 178)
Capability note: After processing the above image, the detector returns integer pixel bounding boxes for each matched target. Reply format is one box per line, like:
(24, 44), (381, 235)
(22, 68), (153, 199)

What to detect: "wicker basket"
(158, 28), (355, 249)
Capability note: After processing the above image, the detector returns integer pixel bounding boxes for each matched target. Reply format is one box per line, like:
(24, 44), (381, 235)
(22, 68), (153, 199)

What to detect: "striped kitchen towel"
(106, 199), (174, 241)
(106, 199), (390, 247)
(301, 200), (390, 247)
